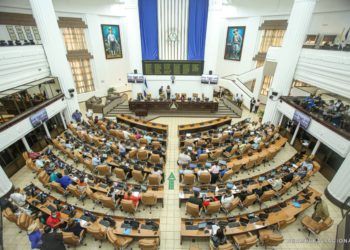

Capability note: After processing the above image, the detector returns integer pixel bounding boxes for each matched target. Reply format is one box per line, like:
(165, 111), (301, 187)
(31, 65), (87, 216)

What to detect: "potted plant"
(107, 87), (115, 95)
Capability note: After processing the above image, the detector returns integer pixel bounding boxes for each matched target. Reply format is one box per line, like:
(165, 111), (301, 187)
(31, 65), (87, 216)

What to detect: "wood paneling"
(0, 12), (36, 26)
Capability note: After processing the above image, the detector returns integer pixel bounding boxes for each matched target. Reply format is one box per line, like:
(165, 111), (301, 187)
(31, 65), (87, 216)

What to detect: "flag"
(143, 78), (148, 97)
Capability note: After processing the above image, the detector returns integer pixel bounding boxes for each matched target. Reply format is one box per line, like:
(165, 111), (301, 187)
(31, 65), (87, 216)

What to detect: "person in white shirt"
(221, 189), (234, 209)
(86, 110), (93, 120)
(10, 188), (26, 207)
(183, 167), (194, 175)
(123, 130), (130, 140)
(209, 164), (220, 183)
(197, 167), (209, 177)
(178, 152), (192, 165)
(270, 177), (283, 191)
(118, 141), (126, 157)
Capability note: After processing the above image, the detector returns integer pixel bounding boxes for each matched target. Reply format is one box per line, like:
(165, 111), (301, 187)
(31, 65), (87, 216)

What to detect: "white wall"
(294, 49), (350, 99)
(131, 76), (214, 100)
(277, 100), (350, 157)
(309, 11), (350, 35)
(0, 97), (67, 151)
(0, 45), (50, 92)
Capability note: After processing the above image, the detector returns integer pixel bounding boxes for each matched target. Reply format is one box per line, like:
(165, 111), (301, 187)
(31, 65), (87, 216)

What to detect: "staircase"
(105, 100), (239, 121)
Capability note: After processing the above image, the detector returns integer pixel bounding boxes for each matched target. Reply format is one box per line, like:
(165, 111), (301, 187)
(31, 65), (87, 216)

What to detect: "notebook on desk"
(228, 222), (240, 228)
(99, 220), (111, 227)
(186, 225), (198, 230)
(47, 205), (56, 212)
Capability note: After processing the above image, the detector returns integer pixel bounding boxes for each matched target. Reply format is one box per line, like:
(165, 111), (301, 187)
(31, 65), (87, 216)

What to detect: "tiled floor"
(4, 108), (342, 250)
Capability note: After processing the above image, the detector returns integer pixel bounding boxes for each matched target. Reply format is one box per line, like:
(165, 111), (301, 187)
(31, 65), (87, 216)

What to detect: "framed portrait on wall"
(101, 24), (123, 59)
(224, 26), (246, 61)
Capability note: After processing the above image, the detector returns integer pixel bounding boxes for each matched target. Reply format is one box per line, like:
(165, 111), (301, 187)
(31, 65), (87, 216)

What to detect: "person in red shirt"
(123, 191), (140, 206)
(46, 210), (62, 229)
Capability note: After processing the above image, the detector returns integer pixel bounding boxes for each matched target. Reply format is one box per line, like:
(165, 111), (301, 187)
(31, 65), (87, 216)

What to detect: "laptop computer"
(239, 218), (250, 226)
(218, 160), (227, 166)
(198, 222), (207, 230)
(189, 163), (197, 169)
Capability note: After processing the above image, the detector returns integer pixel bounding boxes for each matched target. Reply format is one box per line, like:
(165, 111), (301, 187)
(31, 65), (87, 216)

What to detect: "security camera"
(68, 89), (75, 93)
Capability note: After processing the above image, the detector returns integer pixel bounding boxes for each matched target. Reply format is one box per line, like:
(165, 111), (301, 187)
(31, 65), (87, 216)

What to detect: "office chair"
(132, 170), (146, 183)
(17, 213), (34, 231)
(301, 216), (333, 236)
(258, 229), (284, 247)
(182, 173), (195, 185)
(66, 184), (86, 205)
(62, 230), (86, 247)
(240, 194), (257, 209)
(96, 165), (111, 177)
(86, 222), (107, 248)
(107, 228), (133, 250)
(38, 171), (50, 187)
(148, 174), (161, 185)
(115, 168), (128, 181)
(185, 202), (201, 217)
(198, 172), (211, 184)
(204, 201), (221, 216)
(232, 232), (258, 250)
(141, 193), (158, 213)
(120, 199), (138, 214)
(138, 238), (160, 250)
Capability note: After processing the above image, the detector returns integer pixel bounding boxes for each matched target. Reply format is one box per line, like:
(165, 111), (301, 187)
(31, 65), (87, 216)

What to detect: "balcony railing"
(280, 96), (350, 140)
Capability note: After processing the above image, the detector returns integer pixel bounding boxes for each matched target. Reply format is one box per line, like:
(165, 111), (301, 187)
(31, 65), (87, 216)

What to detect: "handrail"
(221, 65), (263, 79)
(103, 93), (128, 115)
(222, 96), (243, 117)
(0, 93), (65, 133)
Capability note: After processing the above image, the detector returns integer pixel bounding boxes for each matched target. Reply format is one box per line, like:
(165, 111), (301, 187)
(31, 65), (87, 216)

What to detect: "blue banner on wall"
(138, 0), (159, 60)
(187, 0), (209, 60)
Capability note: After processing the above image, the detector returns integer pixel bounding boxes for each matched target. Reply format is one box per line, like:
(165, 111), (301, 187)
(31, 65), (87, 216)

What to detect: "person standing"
(254, 99), (261, 113)
(239, 94), (244, 107)
(71, 110), (82, 123)
(250, 97), (256, 112)
(166, 85), (171, 100)
(158, 86), (164, 97)
(312, 197), (329, 222)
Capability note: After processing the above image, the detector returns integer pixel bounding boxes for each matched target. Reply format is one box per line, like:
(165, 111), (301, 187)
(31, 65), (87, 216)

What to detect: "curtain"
(187, 0), (209, 60)
(138, 0), (159, 60)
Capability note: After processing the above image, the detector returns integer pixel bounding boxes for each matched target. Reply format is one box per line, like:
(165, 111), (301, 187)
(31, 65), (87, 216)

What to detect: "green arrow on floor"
(167, 172), (176, 190)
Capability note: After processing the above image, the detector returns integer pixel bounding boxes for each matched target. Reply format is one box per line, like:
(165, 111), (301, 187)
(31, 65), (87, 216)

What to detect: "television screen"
(127, 73), (144, 83)
(292, 110), (311, 129)
(201, 74), (218, 84)
(30, 109), (48, 128)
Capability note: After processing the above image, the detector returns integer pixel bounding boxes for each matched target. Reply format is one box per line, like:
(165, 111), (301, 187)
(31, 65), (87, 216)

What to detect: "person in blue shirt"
(197, 147), (205, 158)
(72, 110), (82, 123)
(56, 173), (72, 189)
(301, 160), (313, 171)
(92, 154), (101, 169)
(27, 222), (42, 249)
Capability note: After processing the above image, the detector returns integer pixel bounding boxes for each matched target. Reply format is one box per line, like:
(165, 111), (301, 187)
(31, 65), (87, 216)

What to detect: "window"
(59, 18), (95, 94)
(260, 75), (274, 96)
(254, 20), (287, 67)
(69, 59), (95, 94)
(292, 80), (308, 87)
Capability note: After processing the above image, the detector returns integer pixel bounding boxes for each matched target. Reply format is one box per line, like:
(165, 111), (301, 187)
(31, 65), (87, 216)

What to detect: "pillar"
(326, 152), (350, 209)
(60, 111), (67, 130)
(311, 140), (321, 155)
(21, 137), (32, 152)
(29, 0), (80, 122)
(0, 167), (13, 198)
(43, 122), (51, 139)
(278, 114), (284, 126)
(290, 122), (300, 145)
(262, 0), (316, 124)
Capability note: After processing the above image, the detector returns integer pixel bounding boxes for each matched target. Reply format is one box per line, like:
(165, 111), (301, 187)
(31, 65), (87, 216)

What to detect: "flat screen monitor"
(127, 73), (144, 83)
(201, 74), (218, 84)
(30, 109), (48, 128)
(293, 110), (311, 129)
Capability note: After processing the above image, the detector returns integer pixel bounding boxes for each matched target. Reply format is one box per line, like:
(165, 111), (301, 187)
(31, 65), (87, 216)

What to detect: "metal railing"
(222, 96), (243, 117)
(103, 93), (128, 115)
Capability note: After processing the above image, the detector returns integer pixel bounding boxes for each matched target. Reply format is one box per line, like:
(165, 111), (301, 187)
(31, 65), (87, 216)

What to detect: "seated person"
(77, 176), (87, 192)
(46, 210), (63, 229)
(220, 189), (234, 209)
(91, 154), (101, 169)
(64, 219), (85, 237)
(65, 140), (73, 149)
(301, 160), (313, 172)
(56, 173), (72, 189)
(197, 166), (209, 177)
(118, 142), (126, 157)
(123, 191), (141, 206)
(295, 166), (308, 178)
(210, 228), (227, 249)
(270, 176), (283, 191)
(197, 147), (205, 158)
(203, 196), (218, 207)
(282, 171), (294, 183)
(9, 188), (26, 207)
(49, 172), (58, 182)
(312, 196), (329, 222)
(238, 188), (251, 202)
(188, 191), (203, 209)
(35, 158), (45, 168)
(181, 166), (194, 175)
(178, 151), (191, 165)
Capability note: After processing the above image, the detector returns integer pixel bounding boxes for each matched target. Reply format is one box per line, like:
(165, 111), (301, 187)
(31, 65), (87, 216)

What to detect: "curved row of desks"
(180, 187), (320, 244)
(178, 116), (233, 135)
(26, 184), (161, 239)
(116, 114), (168, 134)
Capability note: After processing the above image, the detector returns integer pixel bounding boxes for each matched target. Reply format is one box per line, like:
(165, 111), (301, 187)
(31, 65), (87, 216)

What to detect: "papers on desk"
(267, 179), (273, 184)
(186, 133), (191, 138)
(80, 220), (88, 227)
(179, 192), (185, 199)
(123, 228), (131, 235)
(132, 191), (140, 197)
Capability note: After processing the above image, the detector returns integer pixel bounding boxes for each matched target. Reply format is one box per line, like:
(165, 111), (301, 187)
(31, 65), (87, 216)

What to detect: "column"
(290, 122), (300, 145)
(29, 0), (80, 122)
(60, 111), (67, 130)
(0, 167), (13, 198)
(311, 140), (321, 155)
(262, 0), (316, 124)
(278, 114), (284, 126)
(21, 137), (32, 152)
(42, 122), (51, 139)
(326, 152), (350, 209)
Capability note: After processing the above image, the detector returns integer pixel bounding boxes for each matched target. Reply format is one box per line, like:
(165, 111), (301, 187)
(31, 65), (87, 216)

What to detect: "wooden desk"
(116, 114), (168, 134)
(180, 187), (320, 244)
(129, 100), (219, 114)
(26, 184), (161, 239)
(178, 116), (232, 135)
